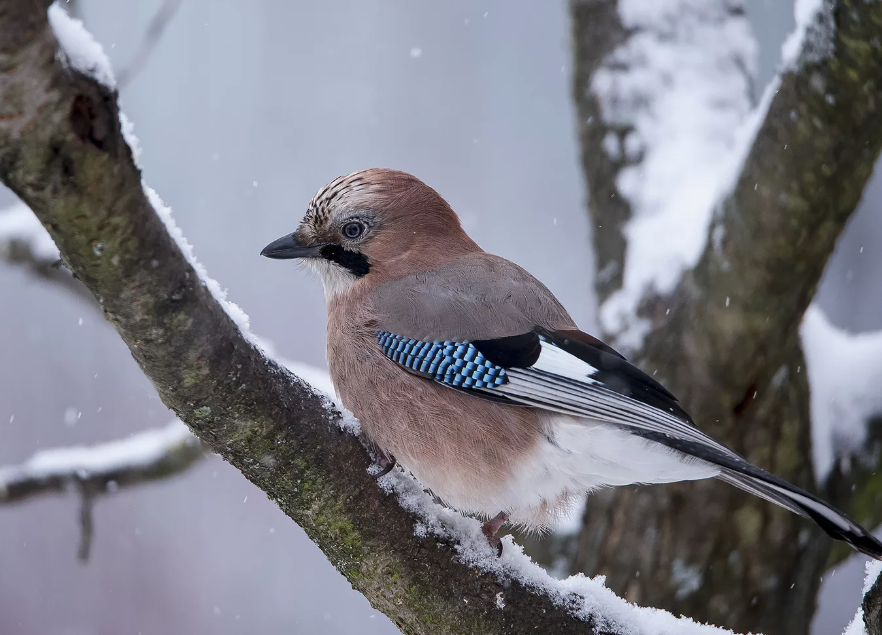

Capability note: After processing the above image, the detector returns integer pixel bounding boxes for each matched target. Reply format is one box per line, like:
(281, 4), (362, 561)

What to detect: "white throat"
(305, 258), (358, 302)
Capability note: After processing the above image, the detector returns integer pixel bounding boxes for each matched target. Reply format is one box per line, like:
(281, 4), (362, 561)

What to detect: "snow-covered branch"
(801, 306), (882, 483)
(0, 421), (203, 505)
(580, 0), (837, 351)
(587, 0), (757, 349)
(0, 195), (334, 541)
(0, 420), (204, 560)
(844, 560), (882, 635)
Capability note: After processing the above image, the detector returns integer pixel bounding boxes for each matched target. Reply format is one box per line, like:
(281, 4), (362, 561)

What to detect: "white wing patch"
(530, 340), (599, 385)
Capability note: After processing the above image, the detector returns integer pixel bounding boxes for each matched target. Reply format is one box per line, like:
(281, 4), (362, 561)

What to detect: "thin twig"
(116, 0), (183, 89)
(77, 487), (94, 562)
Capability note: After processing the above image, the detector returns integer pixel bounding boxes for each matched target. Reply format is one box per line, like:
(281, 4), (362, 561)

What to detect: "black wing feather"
(472, 332), (541, 368)
(475, 327), (693, 424)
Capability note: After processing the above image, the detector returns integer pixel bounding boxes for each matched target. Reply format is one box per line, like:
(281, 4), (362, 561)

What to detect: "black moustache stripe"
(319, 244), (371, 277)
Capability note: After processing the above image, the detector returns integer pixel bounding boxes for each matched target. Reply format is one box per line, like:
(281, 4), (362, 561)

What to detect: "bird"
(261, 168), (882, 560)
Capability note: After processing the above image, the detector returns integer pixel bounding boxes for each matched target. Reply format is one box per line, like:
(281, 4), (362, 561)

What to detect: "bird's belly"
(499, 417), (719, 528)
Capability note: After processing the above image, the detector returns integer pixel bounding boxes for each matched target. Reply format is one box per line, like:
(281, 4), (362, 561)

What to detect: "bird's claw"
(375, 453), (396, 478)
(481, 511), (509, 557)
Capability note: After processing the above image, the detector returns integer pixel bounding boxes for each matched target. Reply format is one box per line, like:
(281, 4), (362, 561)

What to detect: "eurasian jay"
(262, 168), (882, 559)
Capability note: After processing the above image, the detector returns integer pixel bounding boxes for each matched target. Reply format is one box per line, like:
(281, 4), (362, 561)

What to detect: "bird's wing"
(374, 326), (882, 559)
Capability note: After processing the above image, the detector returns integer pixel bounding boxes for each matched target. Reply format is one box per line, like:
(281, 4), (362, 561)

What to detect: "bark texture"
(0, 3), (687, 633)
(569, 2), (882, 635)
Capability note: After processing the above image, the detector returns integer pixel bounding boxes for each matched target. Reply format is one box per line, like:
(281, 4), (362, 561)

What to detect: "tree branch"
(836, 561), (882, 635)
(863, 563), (882, 635)
(76, 485), (94, 561)
(0, 3), (748, 633)
(0, 421), (203, 504)
(0, 201), (335, 515)
(0, 420), (202, 561)
(569, 1), (882, 633)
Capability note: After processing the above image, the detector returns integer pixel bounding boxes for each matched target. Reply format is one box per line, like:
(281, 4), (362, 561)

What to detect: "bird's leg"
(481, 511), (509, 557)
(375, 451), (396, 478)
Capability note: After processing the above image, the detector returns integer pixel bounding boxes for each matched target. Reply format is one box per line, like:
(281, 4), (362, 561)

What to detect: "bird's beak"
(260, 233), (323, 260)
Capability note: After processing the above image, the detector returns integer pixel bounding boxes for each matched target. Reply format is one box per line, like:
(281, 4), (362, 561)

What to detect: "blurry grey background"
(0, 1), (877, 634)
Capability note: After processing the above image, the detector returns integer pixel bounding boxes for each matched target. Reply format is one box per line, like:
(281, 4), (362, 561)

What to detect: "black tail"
(717, 467), (882, 559)
(636, 431), (882, 559)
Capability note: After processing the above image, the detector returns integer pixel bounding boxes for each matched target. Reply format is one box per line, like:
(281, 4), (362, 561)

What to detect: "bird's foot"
(482, 511), (509, 557)
(374, 452), (396, 478)
(486, 535), (503, 557)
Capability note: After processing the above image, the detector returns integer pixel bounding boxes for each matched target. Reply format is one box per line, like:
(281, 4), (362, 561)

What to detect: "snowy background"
(0, 1), (879, 633)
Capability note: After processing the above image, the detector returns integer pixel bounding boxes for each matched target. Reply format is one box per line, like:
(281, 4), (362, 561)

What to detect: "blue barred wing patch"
(375, 331), (507, 389)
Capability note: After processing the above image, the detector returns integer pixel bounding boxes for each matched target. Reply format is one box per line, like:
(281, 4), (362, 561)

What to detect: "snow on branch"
(0, 421), (203, 505)
(380, 466), (739, 635)
(0, 421), (203, 560)
(844, 560), (882, 635)
(589, 0), (836, 350)
(781, 0), (834, 70)
(801, 306), (882, 483)
(590, 0), (757, 348)
(47, 3), (115, 89)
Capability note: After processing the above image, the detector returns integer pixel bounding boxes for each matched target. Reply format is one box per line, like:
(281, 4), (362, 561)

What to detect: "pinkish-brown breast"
(326, 285), (546, 514)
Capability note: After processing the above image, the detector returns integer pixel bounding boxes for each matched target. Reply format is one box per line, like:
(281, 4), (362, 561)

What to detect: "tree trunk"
(568, 1), (882, 634)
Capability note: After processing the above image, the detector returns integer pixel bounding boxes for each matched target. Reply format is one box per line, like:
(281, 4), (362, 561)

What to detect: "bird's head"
(261, 169), (480, 299)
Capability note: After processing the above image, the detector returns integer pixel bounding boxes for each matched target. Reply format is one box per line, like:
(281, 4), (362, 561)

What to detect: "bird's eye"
(342, 221), (365, 239)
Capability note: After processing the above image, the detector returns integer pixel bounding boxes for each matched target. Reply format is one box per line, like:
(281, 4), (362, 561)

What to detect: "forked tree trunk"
(568, 1), (882, 634)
